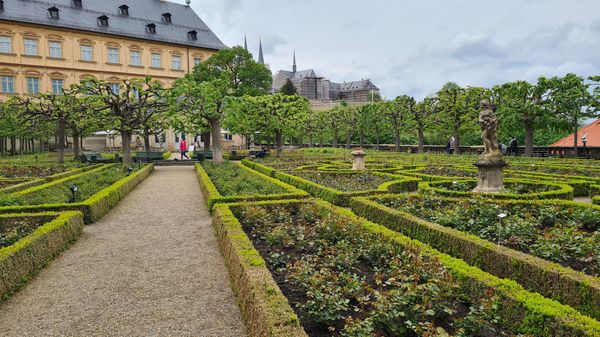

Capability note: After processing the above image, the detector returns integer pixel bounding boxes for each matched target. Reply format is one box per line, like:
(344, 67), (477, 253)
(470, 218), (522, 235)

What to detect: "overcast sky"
(175, 0), (600, 99)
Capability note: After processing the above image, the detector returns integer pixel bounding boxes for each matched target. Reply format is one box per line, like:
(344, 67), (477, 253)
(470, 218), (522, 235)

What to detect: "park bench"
(194, 151), (213, 161)
(532, 149), (550, 158)
(80, 152), (112, 164)
(133, 151), (164, 163)
(249, 150), (269, 159)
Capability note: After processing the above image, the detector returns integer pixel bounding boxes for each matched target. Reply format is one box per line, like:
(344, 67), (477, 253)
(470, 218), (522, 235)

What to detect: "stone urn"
(351, 148), (366, 170)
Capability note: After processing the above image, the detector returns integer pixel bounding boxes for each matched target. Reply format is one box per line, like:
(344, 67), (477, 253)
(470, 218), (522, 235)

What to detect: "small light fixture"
(127, 166), (134, 176)
(498, 213), (507, 225)
(69, 184), (79, 203)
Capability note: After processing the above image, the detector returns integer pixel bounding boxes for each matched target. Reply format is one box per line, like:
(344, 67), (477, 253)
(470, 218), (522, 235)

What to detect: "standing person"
(509, 136), (518, 156)
(180, 138), (190, 160)
(448, 136), (455, 155)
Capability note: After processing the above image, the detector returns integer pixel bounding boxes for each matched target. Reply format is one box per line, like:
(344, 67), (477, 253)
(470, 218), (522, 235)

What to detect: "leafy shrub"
(289, 171), (395, 192)
(377, 194), (600, 276)
(0, 165), (143, 206)
(234, 203), (508, 336)
(202, 162), (287, 196)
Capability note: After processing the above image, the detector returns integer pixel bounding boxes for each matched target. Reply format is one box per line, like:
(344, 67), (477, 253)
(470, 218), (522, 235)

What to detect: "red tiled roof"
(550, 120), (600, 147)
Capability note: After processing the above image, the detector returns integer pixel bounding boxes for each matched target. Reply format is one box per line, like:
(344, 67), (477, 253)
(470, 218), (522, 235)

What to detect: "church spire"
(292, 50), (297, 74)
(258, 37), (264, 65)
(244, 34), (248, 51)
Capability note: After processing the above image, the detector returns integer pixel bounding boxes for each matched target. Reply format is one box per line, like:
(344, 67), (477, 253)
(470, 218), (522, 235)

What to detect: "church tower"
(258, 38), (265, 65)
(292, 51), (297, 74)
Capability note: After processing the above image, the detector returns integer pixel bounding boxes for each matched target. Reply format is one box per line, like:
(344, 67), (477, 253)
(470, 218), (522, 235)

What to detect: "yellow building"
(0, 0), (244, 152)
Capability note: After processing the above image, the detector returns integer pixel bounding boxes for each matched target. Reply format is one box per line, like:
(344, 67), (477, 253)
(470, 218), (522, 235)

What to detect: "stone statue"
(473, 99), (506, 193)
(478, 99), (502, 162)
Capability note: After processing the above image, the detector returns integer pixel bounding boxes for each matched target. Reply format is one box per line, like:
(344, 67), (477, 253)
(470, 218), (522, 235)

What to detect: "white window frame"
(151, 53), (161, 68)
(1, 76), (14, 93)
(130, 50), (141, 66)
(26, 77), (40, 94)
(0, 36), (12, 53)
(171, 55), (181, 70)
(108, 48), (120, 64)
(109, 83), (120, 95)
(51, 78), (64, 95)
(49, 41), (62, 58)
(24, 38), (38, 56)
(80, 45), (93, 61)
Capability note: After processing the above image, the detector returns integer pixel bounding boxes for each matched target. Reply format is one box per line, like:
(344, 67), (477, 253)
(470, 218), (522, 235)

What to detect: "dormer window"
(162, 13), (172, 24)
(119, 5), (129, 16)
(72, 0), (82, 8)
(48, 7), (60, 19)
(98, 15), (109, 27)
(146, 24), (156, 34)
(0, 1), (5, 12)
(187, 30), (197, 41)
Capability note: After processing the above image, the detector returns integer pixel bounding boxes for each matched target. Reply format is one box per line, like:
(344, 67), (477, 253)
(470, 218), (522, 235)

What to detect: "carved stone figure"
(473, 99), (507, 193)
(478, 99), (502, 162)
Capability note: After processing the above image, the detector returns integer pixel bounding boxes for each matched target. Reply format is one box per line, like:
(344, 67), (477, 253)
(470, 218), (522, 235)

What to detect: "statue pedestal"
(473, 159), (507, 193)
(351, 149), (366, 170)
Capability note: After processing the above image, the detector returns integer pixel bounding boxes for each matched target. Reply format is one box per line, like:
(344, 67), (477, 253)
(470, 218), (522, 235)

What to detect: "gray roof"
(277, 69), (317, 79)
(0, 0), (227, 50)
(337, 80), (379, 91)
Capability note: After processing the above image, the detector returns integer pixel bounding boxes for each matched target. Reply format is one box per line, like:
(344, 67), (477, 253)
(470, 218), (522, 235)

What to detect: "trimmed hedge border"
(194, 162), (308, 211)
(212, 204), (307, 337)
(420, 178), (574, 200)
(349, 195), (600, 320)
(243, 160), (420, 206)
(216, 199), (600, 336)
(0, 164), (103, 194)
(0, 211), (84, 302)
(591, 184), (600, 198)
(0, 164), (154, 224)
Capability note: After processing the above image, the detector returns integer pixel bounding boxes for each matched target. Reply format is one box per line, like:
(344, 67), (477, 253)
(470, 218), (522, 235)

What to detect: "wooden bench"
(532, 150), (550, 158)
(194, 151), (213, 161)
(133, 151), (164, 163)
(249, 150), (269, 159)
(80, 153), (112, 164)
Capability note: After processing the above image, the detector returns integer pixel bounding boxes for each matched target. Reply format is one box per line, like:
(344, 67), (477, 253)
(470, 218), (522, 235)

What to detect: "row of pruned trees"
(297, 74), (600, 156)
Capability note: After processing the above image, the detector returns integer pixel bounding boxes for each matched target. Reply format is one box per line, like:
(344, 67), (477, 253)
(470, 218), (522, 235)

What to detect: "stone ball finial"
(186, 0), (191, 6)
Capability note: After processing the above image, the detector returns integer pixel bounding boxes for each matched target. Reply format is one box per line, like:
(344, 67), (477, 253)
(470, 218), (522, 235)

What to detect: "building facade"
(0, 0), (244, 151)
(273, 53), (380, 102)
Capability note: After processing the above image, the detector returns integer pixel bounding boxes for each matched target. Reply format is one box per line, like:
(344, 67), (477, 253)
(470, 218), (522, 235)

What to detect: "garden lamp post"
(69, 184), (79, 203)
(498, 213), (507, 226)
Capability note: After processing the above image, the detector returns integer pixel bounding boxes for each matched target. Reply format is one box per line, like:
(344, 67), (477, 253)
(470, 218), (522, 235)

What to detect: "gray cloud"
(174, 0), (600, 99)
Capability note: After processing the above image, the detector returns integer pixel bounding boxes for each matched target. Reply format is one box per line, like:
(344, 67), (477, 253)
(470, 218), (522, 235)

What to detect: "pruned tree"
(280, 79), (298, 96)
(412, 97), (437, 153)
(493, 78), (554, 156)
(78, 77), (167, 164)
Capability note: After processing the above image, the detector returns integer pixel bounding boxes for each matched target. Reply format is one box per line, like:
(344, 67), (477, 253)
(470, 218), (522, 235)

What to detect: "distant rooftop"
(551, 119), (600, 147)
(0, 0), (227, 50)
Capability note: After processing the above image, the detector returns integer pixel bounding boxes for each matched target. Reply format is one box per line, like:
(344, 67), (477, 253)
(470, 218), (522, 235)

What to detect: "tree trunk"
(121, 130), (132, 164)
(394, 128), (401, 152)
(57, 119), (66, 164)
(319, 134), (324, 148)
(275, 129), (284, 157)
(332, 131), (338, 148)
(72, 129), (80, 159)
(573, 117), (579, 156)
(359, 132), (365, 147)
(417, 127), (425, 153)
(453, 126), (460, 155)
(202, 131), (211, 151)
(144, 132), (150, 152)
(376, 133), (380, 151)
(524, 122), (534, 157)
(345, 131), (352, 149)
(209, 118), (223, 163)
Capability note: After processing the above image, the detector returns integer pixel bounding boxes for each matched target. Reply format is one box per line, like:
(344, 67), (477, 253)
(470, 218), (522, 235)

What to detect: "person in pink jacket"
(180, 139), (190, 160)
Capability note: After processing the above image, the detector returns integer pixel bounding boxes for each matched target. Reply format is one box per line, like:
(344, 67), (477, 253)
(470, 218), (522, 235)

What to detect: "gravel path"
(0, 166), (247, 337)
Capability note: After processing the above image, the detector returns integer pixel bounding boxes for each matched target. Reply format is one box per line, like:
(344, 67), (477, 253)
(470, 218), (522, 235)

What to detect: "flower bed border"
(349, 194), (600, 319)
(0, 164), (103, 194)
(0, 164), (154, 224)
(0, 211), (84, 302)
(195, 162), (308, 211)
(214, 199), (600, 336)
(420, 178), (574, 200)
(242, 160), (419, 206)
